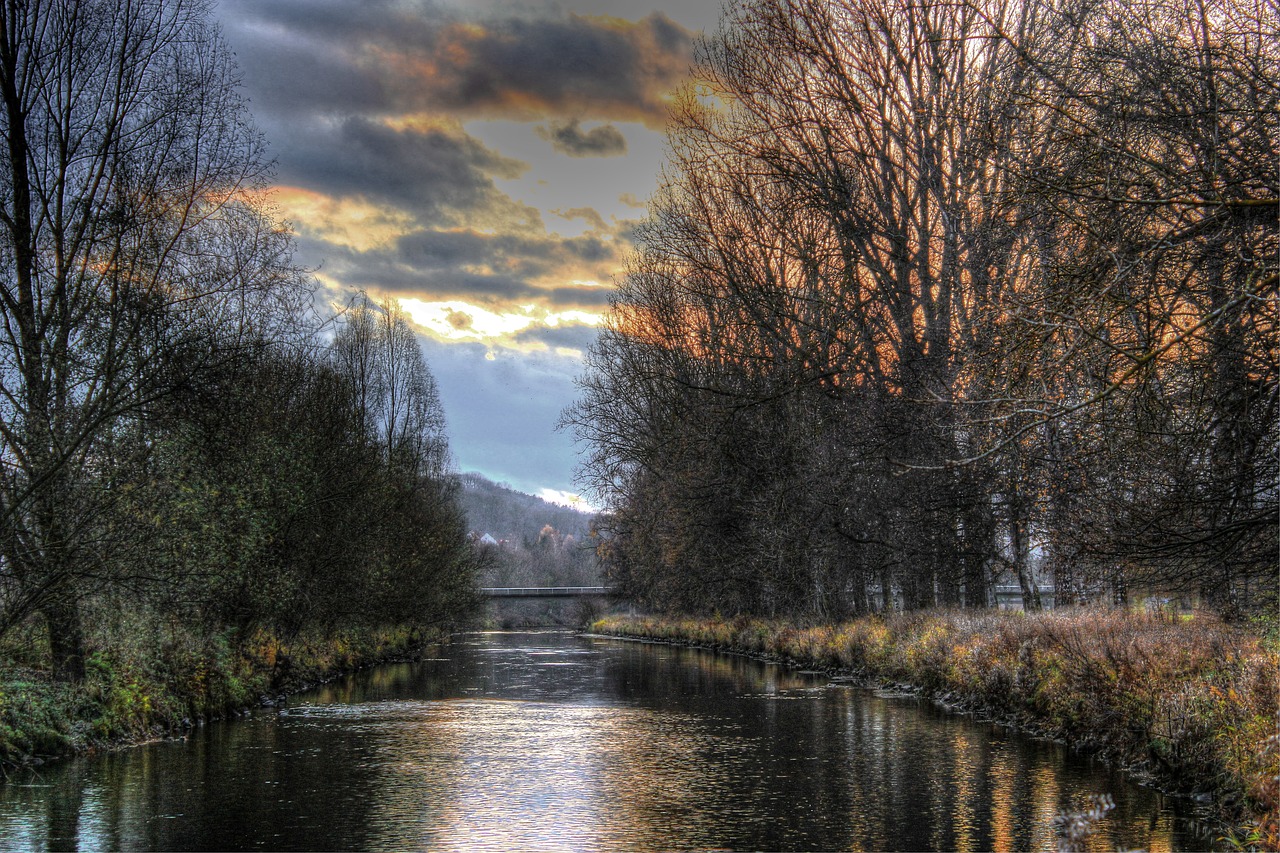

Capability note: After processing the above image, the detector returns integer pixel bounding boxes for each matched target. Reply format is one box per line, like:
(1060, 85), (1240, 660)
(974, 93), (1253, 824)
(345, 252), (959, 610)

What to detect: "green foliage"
(0, 613), (446, 770)
(0, 0), (479, 781)
(99, 310), (483, 640)
(1249, 610), (1280, 654)
(0, 679), (75, 765)
(0, 304), (482, 768)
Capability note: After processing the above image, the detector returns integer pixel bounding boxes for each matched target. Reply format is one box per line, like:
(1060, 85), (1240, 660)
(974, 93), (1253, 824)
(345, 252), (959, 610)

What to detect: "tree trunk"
(1011, 505), (1041, 611)
(964, 556), (990, 608)
(44, 591), (85, 683)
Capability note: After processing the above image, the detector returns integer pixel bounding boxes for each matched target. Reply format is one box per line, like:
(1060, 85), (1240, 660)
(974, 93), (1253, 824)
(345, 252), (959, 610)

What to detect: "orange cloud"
(273, 186), (416, 251)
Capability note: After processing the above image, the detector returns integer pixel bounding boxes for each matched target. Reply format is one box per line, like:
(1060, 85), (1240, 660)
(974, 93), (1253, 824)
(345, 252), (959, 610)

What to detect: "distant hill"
(459, 472), (601, 596)
(458, 472), (594, 544)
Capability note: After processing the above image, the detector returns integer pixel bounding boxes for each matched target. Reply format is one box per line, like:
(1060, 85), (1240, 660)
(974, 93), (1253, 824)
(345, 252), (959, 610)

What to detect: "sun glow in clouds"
(274, 186), (416, 252)
(545, 309), (602, 326)
(398, 297), (603, 346)
(400, 298), (536, 340)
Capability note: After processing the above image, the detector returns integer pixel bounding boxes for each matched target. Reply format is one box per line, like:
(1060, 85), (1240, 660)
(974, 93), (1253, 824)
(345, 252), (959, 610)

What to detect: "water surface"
(0, 630), (1199, 851)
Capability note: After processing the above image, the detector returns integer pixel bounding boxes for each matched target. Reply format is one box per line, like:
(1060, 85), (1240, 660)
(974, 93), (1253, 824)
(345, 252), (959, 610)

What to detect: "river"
(0, 630), (1201, 851)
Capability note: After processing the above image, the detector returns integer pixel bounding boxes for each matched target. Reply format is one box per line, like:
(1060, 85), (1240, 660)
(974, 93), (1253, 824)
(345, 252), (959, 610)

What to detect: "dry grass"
(593, 607), (1279, 846)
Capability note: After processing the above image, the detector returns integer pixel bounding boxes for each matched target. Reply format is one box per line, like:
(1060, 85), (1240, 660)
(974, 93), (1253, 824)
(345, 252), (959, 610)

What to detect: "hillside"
(458, 472), (594, 545)
(459, 474), (603, 624)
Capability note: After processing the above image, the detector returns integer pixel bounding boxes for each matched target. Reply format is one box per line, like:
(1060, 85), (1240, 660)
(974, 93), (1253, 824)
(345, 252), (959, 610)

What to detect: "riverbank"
(0, 623), (447, 772)
(592, 608), (1278, 847)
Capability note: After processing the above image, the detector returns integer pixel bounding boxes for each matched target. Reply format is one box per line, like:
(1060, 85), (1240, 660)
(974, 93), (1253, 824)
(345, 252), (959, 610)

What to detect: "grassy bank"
(592, 608), (1279, 847)
(0, 620), (444, 771)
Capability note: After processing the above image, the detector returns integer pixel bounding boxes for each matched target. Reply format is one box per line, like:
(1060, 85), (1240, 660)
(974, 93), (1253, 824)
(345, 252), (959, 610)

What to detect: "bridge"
(481, 586), (618, 599)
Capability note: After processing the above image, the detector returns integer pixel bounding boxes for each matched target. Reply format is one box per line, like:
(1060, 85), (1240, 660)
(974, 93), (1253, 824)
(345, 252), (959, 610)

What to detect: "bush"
(0, 611), (444, 770)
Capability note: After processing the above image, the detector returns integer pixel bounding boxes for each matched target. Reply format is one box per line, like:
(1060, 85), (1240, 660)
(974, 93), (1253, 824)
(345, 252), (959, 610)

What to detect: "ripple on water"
(0, 631), (1196, 853)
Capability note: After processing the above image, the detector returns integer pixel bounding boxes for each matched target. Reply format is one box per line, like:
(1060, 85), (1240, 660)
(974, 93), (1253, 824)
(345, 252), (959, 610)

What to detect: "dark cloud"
(219, 3), (695, 126)
(279, 117), (534, 226)
(547, 285), (615, 308)
(394, 229), (500, 269)
(394, 228), (620, 281)
(217, 16), (387, 117)
(313, 239), (531, 301)
(319, 237), (618, 312)
(426, 272), (539, 302)
(563, 234), (613, 263)
(535, 120), (627, 157)
(404, 13), (694, 125)
(350, 265), (541, 304)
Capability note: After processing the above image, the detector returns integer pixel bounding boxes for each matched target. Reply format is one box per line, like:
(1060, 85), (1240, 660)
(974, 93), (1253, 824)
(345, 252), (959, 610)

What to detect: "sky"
(212, 0), (727, 507)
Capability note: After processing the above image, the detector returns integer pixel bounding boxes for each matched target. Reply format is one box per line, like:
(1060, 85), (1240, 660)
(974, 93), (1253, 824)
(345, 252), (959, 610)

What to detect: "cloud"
(512, 323), (601, 353)
(299, 224), (624, 314)
(547, 285), (615, 308)
(418, 336), (585, 494)
(397, 299), (603, 350)
(394, 228), (618, 278)
(317, 236), (619, 313)
(272, 187), (416, 252)
(216, 2), (666, 319)
(389, 12), (694, 126)
(329, 256), (544, 305)
(208, 0), (709, 495)
(535, 120), (627, 157)
(277, 117), (537, 227)
(219, 4), (696, 127)
(554, 207), (608, 230)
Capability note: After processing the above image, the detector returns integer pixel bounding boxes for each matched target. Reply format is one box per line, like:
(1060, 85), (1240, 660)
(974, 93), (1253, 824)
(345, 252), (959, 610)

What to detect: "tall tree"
(572, 0), (1276, 619)
(332, 293), (450, 478)
(980, 0), (1278, 611)
(0, 0), (297, 679)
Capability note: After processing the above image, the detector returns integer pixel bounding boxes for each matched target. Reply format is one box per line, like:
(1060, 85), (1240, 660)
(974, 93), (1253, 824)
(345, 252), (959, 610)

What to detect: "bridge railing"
(481, 586), (617, 599)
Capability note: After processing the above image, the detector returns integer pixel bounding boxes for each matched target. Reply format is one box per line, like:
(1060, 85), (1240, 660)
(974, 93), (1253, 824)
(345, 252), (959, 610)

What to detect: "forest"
(0, 0), (480, 758)
(567, 0), (1277, 621)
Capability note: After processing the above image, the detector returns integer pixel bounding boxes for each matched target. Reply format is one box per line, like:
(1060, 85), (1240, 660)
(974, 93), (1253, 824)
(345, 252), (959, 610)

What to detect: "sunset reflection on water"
(0, 631), (1198, 851)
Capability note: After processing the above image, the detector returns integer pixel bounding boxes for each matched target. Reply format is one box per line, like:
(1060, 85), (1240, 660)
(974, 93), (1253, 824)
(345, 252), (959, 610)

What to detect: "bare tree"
(0, 0), (299, 679)
(572, 0), (1276, 619)
(975, 0), (1279, 612)
(332, 293), (450, 479)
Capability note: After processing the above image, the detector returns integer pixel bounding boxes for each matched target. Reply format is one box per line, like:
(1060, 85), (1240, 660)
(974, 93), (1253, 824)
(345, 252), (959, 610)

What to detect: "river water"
(0, 630), (1201, 851)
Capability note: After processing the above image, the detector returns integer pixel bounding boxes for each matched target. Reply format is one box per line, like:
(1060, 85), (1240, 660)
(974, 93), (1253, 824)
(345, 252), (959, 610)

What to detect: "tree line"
(567, 0), (1277, 620)
(0, 0), (479, 682)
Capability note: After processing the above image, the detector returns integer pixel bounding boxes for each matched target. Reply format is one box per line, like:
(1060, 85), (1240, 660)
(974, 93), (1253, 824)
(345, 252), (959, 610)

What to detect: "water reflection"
(0, 631), (1195, 851)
